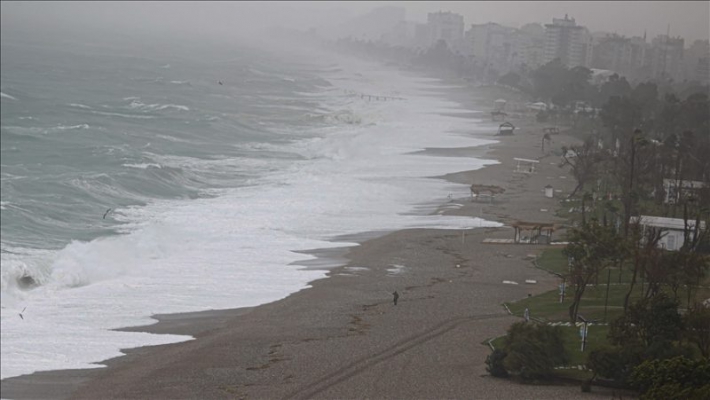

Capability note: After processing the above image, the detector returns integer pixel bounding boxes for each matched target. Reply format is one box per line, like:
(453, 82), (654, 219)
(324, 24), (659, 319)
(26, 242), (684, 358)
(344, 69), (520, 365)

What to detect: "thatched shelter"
(510, 221), (557, 244)
(470, 184), (505, 203)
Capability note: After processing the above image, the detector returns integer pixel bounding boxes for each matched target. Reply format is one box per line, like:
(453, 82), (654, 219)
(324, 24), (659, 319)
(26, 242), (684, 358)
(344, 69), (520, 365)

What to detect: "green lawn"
(490, 324), (610, 367)
(493, 247), (710, 382)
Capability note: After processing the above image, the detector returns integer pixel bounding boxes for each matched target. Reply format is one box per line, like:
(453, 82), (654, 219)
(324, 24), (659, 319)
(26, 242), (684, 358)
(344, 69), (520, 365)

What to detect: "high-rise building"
(427, 11), (465, 50)
(649, 35), (685, 81)
(519, 23), (546, 69)
(590, 34), (649, 80)
(543, 15), (592, 68)
(684, 40), (710, 84)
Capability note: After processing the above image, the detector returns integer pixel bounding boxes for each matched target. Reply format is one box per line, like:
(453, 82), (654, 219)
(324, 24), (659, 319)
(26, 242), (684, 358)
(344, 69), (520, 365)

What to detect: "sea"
(0, 30), (500, 380)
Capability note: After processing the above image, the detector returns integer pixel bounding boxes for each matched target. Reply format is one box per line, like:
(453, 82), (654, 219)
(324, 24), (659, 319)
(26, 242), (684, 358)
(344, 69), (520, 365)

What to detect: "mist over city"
(1, 2), (709, 399)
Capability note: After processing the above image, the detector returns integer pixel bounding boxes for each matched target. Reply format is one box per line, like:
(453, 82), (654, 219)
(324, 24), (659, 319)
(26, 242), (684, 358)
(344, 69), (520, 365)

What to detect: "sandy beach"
(1, 78), (617, 400)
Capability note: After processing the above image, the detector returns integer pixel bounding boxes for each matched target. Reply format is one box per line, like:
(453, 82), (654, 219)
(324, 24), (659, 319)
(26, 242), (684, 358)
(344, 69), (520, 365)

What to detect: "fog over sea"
(1, 32), (500, 379)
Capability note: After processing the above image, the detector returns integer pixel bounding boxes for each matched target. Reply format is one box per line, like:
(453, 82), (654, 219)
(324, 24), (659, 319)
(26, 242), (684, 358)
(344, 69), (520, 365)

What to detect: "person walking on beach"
(392, 291), (399, 306)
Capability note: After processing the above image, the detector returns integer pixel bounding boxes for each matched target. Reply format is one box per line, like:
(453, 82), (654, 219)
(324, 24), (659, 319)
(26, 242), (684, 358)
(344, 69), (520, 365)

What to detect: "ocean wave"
(122, 163), (162, 169)
(52, 124), (91, 131)
(90, 110), (154, 119)
(128, 99), (189, 112)
(68, 103), (92, 109)
(0, 92), (18, 101)
(169, 80), (192, 86)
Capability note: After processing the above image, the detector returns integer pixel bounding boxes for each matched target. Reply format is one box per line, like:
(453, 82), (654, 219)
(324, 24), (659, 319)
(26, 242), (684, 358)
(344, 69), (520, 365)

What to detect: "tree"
(497, 71), (521, 88)
(599, 96), (642, 147)
(596, 73), (632, 107)
(623, 221), (664, 311)
(684, 302), (710, 358)
(502, 322), (568, 380)
(564, 221), (626, 322)
(531, 58), (567, 102)
(630, 357), (710, 400)
(611, 293), (684, 358)
(559, 138), (604, 198)
(552, 66), (592, 108)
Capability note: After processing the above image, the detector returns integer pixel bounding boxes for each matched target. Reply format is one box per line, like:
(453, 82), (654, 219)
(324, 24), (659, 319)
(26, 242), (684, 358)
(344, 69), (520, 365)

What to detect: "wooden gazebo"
(470, 184), (506, 203)
(511, 221), (557, 244)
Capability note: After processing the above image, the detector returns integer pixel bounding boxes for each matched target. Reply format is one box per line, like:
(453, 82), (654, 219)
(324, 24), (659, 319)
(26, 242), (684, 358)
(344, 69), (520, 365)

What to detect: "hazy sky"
(1, 1), (708, 44)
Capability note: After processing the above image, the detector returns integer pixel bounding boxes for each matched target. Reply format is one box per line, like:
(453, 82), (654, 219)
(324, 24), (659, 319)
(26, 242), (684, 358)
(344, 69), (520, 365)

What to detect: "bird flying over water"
(19, 307), (26, 320)
(218, 80), (223, 85)
(103, 208), (112, 219)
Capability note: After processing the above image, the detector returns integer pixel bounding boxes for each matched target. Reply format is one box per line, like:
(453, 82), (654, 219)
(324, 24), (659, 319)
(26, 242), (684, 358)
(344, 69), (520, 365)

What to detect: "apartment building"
(543, 15), (592, 68)
(427, 11), (465, 51)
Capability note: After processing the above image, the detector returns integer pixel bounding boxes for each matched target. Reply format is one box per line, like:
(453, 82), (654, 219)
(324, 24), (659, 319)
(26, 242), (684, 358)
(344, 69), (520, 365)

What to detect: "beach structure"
(470, 184), (505, 202)
(630, 215), (707, 251)
(662, 179), (706, 204)
(527, 102), (548, 111)
(544, 185), (554, 198)
(511, 221), (557, 244)
(494, 98), (507, 111)
(514, 157), (540, 174)
(490, 110), (508, 121)
(542, 127), (560, 135)
(496, 122), (515, 135)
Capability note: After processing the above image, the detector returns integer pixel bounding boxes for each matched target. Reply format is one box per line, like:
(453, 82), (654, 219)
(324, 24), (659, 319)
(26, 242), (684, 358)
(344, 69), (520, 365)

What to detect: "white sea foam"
(122, 163), (162, 170)
(128, 99), (190, 112)
(91, 110), (154, 119)
(68, 103), (92, 109)
(0, 92), (18, 101)
(1, 57), (502, 380)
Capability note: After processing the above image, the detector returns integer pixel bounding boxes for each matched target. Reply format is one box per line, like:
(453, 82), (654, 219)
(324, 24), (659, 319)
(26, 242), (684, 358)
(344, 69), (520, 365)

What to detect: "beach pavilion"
(470, 184), (505, 203)
(511, 221), (557, 244)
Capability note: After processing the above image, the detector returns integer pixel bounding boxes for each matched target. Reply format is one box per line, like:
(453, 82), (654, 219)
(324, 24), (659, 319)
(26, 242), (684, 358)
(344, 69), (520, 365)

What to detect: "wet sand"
(1, 81), (619, 399)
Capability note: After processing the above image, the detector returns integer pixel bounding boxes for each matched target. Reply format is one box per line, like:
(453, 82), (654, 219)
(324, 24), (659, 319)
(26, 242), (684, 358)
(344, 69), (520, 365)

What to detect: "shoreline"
(1, 74), (604, 399)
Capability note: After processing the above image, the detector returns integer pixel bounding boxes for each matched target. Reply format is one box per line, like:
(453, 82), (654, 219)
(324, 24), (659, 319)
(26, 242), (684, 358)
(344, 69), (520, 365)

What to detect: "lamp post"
(554, 272), (566, 303)
(604, 267), (612, 322)
(578, 315), (589, 352)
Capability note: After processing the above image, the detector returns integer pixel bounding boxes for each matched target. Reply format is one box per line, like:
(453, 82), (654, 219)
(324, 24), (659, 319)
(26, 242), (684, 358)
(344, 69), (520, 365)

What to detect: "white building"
(590, 34), (649, 79)
(631, 215), (706, 251)
(543, 15), (592, 68)
(649, 34), (685, 81)
(427, 11), (465, 50)
(662, 179), (706, 204)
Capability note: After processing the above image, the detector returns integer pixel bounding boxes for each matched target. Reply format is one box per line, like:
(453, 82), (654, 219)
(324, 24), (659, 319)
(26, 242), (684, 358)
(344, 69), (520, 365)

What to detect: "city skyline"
(333, 1), (710, 44)
(2, 2), (708, 45)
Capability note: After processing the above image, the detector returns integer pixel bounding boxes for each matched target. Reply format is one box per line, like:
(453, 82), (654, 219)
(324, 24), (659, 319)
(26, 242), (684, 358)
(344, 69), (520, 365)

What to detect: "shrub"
(485, 348), (509, 378)
(630, 356), (710, 400)
(502, 322), (568, 380)
(587, 345), (643, 384)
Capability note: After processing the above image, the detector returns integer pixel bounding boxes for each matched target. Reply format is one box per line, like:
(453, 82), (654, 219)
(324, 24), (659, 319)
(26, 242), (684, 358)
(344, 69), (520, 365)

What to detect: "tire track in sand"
(283, 312), (508, 400)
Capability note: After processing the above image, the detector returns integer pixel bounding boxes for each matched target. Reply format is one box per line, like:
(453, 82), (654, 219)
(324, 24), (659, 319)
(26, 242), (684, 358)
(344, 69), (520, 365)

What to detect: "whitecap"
(68, 103), (92, 110)
(122, 163), (162, 169)
(91, 110), (154, 119)
(1, 92), (18, 101)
